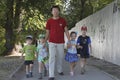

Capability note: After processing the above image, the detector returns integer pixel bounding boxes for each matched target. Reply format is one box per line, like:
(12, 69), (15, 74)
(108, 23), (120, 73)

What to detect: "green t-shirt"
(23, 45), (36, 60)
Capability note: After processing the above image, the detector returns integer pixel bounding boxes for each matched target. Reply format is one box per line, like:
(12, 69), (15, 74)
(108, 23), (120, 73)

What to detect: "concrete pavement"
(20, 59), (118, 80)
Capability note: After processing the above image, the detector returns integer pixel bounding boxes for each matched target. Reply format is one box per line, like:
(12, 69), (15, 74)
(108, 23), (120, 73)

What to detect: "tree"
(0, 0), (63, 55)
(63, 0), (113, 29)
(2, 0), (22, 55)
(0, 0), (113, 55)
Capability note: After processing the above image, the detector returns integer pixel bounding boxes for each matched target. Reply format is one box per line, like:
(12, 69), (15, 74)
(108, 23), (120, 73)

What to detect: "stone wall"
(70, 1), (120, 65)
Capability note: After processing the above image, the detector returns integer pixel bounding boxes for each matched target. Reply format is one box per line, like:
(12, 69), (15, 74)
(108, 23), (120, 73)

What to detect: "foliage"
(64, 0), (113, 29)
(0, 0), (114, 55)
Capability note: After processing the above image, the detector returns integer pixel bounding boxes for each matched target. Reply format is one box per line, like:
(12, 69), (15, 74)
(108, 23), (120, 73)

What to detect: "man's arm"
(64, 27), (70, 41)
(45, 30), (49, 42)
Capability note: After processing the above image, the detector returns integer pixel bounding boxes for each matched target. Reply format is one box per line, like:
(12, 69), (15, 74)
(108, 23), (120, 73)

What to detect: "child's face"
(39, 38), (45, 43)
(26, 39), (32, 44)
(71, 33), (77, 40)
(82, 30), (87, 35)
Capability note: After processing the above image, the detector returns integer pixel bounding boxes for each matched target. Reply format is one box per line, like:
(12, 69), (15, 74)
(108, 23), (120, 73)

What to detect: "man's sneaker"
(48, 77), (55, 80)
(29, 72), (33, 77)
(58, 72), (64, 76)
(26, 74), (29, 78)
(70, 72), (74, 76)
(38, 73), (42, 79)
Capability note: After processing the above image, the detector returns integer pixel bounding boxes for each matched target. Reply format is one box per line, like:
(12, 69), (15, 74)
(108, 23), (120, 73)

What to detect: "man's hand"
(65, 27), (70, 41)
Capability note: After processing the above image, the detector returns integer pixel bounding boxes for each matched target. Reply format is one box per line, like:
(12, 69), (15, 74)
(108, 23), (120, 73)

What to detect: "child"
(37, 34), (49, 79)
(21, 35), (36, 78)
(77, 26), (92, 74)
(65, 31), (78, 76)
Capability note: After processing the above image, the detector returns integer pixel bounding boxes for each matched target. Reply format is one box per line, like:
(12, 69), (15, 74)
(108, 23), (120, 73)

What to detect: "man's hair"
(51, 5), (60, 11)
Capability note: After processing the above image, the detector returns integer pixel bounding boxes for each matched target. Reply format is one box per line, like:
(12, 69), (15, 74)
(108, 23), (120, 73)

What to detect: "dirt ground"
(0, 56), (23, 80)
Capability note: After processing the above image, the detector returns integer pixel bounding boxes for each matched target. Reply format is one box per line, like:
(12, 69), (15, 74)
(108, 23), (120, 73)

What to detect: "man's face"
(51, 8), (59, 17)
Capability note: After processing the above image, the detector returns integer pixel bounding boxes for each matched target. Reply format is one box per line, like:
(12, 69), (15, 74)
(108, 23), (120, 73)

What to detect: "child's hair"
(38, 34), (45, 39)
(81, 26), (87, 31)
(26, 35), (33, 40)
(70, 31), (77, 37)
(40, 37), (45, 39)
(51, 5), (60, 11)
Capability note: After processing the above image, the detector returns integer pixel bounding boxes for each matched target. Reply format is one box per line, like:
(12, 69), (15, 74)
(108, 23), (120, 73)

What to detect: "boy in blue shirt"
(77, 26), (92, 74)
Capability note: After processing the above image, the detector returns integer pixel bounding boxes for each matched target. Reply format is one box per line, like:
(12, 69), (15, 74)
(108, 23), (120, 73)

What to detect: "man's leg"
(56, 44), (64, 74)
(49, 43), (56, 77)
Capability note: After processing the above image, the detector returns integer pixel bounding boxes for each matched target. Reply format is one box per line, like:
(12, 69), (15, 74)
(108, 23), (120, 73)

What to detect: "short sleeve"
(88, 37), (91, 44)
(67, 40), (71, 44)
(77, 37), (80, 44)
(63, 19), (67, 28)
(46, 20), (50, 30)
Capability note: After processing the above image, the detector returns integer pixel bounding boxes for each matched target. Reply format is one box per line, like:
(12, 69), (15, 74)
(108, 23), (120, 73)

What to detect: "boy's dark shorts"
(24, 60), (34, 65)
(77, 49), (89, 58)
(80, 53), (90, 58)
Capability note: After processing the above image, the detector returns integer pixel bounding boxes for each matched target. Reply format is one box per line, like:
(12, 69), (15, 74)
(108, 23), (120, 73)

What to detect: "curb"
(100, 69), (120, 80)
(88, 64), (120, 80)
(9, 61), (24, 79)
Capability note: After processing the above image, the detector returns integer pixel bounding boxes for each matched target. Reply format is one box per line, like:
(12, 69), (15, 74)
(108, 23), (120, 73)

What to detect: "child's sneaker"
(70, 72), (74, 76)
(81, 67), (85, 75)
(26, 74), (29, 78)
(38, 73), (42, 79)
(29, 72), (33, 77)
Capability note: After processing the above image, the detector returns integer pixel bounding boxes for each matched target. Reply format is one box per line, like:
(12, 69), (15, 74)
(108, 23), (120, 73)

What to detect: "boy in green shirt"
(21, 35), (36, 78)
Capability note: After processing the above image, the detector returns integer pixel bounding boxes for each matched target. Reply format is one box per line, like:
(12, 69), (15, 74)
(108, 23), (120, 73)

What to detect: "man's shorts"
(24, 60), (34, 65)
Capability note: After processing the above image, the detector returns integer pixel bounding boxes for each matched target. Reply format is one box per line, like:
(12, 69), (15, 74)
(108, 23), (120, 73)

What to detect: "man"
(45, 5), (70, 80)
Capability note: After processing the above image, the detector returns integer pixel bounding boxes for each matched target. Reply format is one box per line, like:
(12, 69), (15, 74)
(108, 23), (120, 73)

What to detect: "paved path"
(20, 59), (118, 80)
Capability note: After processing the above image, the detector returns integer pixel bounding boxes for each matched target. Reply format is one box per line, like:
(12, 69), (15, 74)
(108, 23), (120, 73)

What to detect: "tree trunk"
(3, 0), (22, 55)
(80, 0), (86, 20)
(14, 0), (22, 29)
(3, 0), (14, 55)
(88, 0), (93, 13)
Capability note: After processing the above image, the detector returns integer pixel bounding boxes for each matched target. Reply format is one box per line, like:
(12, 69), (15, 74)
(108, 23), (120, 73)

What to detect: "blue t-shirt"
(67, 40), (77, 54)
(77, 35), (91, 54)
